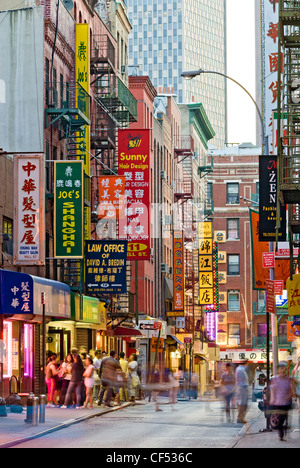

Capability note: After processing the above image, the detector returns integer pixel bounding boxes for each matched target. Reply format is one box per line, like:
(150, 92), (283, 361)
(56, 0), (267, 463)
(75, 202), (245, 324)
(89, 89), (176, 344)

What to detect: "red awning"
(114, 327), (143, 337)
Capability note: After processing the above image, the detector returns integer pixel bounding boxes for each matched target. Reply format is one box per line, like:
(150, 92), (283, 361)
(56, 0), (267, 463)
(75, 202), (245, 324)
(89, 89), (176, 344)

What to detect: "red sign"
(266, 279), (275, 314)
(118, 129), (150, 260)
(262, 252), (275, 269)
(173, 231), (184, 311)
(154, 321), (162, 330)
(274, 280), (284, 296)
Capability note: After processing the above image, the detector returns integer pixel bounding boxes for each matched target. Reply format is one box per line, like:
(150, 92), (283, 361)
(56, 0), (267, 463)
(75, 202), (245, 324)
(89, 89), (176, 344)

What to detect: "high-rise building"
(127, 0), (226, 148)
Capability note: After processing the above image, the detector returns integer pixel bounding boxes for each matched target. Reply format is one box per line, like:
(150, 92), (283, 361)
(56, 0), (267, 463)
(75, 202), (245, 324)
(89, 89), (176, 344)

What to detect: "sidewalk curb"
(0, 402), (133, 449)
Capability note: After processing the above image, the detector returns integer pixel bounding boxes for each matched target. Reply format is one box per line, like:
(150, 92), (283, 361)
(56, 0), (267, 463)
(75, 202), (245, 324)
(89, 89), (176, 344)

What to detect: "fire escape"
(277, 0), (300, 276)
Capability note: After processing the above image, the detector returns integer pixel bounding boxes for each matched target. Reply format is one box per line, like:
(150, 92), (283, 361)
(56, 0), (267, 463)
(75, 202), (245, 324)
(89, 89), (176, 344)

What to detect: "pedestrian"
(128, 354), (140, 403)
(45, 354), (59, 407)
(221, 363), (236, 422)
(59, 353), (73, 406)
(235, 360), (249, 424)
(62, 351), (85, 409)
(98, 350), (121, 408)
(152, 363), (162, 412)
(169, 369), (179, 409)
(292, 357), (300, 409)
(93, 350), (102, 401)
(191, 372), (198, 400)
(83, 356), (95, 409)
(270, 362), (295, 441)
(119, 352), (129, 402)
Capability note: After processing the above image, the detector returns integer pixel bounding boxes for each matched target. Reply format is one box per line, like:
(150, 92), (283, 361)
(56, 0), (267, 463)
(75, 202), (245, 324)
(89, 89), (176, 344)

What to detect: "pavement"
(1, 397), (300, 449)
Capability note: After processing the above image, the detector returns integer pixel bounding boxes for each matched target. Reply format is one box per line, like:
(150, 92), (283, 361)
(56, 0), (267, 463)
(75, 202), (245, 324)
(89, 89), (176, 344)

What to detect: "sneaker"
(60, 405), (68, 409)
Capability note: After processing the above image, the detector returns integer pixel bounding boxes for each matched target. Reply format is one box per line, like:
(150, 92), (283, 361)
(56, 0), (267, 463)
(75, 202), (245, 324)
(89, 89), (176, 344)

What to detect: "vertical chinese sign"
(98, 176), (126, 221)
(118, 129), (151, 260)
(199, 222), (214, 306)
(173, 231), (184, 316)
(14, 154), (45, 266)
(54, 161), (84, 258)
(75, 23), (91, 240)
(261, 0), (283, 154)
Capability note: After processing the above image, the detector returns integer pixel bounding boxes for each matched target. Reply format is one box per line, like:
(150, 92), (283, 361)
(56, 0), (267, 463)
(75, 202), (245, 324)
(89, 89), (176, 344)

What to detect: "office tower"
(127, 0), (226, 148)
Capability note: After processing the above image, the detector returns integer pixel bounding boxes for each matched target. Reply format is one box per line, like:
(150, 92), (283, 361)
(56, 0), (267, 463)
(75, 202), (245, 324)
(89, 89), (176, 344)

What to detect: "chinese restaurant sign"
(199, 222), (219, 309)
(118, 129), (151, 260)
(98, 176), (126, 220)
(85, 240), (128, 295)
(14, 154), (45, 266)
(0, 270), (33, 315)
(54, 161), (84, 259)
(259, 156), (286, 242)
(173, 231), (184, 315)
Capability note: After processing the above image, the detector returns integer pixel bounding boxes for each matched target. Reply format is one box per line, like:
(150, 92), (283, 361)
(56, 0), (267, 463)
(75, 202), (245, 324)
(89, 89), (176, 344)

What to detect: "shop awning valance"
(114, 327), (143, 337)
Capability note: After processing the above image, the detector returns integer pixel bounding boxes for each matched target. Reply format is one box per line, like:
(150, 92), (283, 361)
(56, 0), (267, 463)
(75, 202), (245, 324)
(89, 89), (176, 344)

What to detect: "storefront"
(0, 270), (71, 398)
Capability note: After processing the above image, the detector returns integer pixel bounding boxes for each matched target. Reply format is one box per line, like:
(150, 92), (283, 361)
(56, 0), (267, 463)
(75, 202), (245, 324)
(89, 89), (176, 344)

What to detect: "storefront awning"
(114, 327), (143, 337)
(170, 335), (184, 346)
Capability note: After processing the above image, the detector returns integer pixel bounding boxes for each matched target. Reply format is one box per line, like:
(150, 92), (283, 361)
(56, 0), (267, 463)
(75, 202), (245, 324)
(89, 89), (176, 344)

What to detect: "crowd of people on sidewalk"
(45, 348), (143, 410)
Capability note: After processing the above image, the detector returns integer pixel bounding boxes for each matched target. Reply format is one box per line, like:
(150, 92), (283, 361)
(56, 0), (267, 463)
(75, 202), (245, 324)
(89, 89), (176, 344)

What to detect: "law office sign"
(14, 154), (45, 266)
(54, 161), (84, 258)
(85, 240), (128, 295)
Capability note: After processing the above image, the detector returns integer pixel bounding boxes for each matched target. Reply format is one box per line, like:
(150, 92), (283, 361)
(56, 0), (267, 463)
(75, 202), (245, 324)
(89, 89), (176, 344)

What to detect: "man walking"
(98, 350), (121, 407)
(235, 359), (249, 424)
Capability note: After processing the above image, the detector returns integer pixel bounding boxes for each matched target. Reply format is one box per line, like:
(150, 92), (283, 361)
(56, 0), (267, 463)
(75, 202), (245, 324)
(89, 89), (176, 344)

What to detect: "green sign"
(54, 161), (84, 258)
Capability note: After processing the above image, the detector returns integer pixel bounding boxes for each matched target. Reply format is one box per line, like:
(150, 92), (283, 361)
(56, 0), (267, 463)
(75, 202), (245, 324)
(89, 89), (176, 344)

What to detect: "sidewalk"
(0, 402), (132, 448)
(228, 408), (300, 448)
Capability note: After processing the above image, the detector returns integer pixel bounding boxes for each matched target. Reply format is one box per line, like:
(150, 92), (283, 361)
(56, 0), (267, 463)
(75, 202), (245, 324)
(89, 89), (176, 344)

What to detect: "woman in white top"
(83, 356), (95, 409)
(128, 354), (140, 402)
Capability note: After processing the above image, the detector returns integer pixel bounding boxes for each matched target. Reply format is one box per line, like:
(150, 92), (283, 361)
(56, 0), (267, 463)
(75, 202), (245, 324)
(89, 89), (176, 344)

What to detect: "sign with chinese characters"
(85, 240), (128, 295)
(266, 279), (275, 314)
(259, 156), (286, 242)
(14, 154), (45, 266)
(118, 129), (151, 260)
(199, 222), (219, 308)
(98, 176), (126, 220)
(287, 274), (300, 317)
(261, 0), (284, 154)
(0, 270), (33, 315)
(54, 161), (84, 259)
(173, 231), (184, 314)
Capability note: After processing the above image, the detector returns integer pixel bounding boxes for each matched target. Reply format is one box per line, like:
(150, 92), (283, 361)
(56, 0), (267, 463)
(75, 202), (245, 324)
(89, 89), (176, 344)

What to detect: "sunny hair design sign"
(54, 161), (84, 259)
(14, 154), (45, 266)
(118, 129), (151, 260)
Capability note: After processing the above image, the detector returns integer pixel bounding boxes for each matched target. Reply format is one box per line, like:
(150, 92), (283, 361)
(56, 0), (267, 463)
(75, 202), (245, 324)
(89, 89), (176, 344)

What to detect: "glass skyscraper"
(127, 0), (226, 148)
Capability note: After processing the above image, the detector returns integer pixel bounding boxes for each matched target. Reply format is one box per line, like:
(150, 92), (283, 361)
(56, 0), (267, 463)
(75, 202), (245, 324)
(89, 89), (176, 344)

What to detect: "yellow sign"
(287, 274), (300, 316)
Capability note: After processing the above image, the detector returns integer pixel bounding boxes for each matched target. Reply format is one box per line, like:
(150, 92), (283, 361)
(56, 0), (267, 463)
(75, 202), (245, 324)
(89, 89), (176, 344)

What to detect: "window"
(228, 324), (240, 346)
(227, 255), (240, 276)
(227, 219), (239, 239)
(3, 217), (13, 256)
(228, 290), (240, 311)
(227, 183), (239, 205)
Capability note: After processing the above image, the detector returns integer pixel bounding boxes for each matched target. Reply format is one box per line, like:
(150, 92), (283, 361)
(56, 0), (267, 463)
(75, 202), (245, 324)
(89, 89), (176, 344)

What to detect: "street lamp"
(181, 69), (266, 153)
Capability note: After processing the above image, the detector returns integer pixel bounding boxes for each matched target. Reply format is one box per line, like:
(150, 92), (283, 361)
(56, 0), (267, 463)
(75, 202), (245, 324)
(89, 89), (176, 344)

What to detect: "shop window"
(3, 321), (12, 378)
(228, 324), (240, 347)
(228, 290), (240, 311)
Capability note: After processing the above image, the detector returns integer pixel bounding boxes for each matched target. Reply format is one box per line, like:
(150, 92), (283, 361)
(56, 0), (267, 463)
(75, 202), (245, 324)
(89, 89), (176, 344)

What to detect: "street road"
(13, 399), (259, 449)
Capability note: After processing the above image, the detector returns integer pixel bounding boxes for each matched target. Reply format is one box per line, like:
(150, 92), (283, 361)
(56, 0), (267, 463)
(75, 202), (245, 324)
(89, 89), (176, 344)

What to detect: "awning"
(114, 327), (143, 337)
(170, 335), (184, 346)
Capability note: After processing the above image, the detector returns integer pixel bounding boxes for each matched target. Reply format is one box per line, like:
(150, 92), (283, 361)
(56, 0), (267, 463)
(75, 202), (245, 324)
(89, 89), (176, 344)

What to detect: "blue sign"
(0, 270), (34, 315)
(85, 240), (128, 295)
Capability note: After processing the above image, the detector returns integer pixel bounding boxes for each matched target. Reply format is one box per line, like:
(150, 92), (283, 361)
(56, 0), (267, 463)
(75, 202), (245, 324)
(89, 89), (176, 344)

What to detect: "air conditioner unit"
(121, 65), (127, 74)
(161, 170), (167, 179)
(161, 263), (170, 274)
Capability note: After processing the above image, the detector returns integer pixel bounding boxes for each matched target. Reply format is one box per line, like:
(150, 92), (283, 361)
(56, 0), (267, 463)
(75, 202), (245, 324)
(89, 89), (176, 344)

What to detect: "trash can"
(25, 393), (39, 425)
(39, 394), (47, 423)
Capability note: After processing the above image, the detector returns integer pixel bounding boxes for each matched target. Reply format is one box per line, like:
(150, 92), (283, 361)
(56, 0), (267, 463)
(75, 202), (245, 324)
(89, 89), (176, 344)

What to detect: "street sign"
(266, 279), (275, 314)
(262, 252), (275, 269)
(139, 323), (155, 331)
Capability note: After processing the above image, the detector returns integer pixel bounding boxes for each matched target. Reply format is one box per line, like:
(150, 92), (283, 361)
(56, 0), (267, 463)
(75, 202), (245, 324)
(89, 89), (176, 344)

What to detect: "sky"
(226, 0), (257, 146)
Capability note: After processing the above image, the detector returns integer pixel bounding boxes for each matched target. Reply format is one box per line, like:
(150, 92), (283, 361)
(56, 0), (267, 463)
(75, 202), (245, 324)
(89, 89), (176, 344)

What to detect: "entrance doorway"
(47, 329), (71, 362)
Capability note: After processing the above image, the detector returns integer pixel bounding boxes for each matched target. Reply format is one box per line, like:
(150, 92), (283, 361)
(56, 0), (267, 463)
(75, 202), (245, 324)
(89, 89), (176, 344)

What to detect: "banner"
(173, 231), (184, 313)
(54, 161), (84, 258)
(250, 209), (290, 290)
(259, 155), (286, 242)
(287, 274), (300, 317)
(85, 240), (128, 295)
(14, 154), (45, 266)
(118, 129), (151, 260)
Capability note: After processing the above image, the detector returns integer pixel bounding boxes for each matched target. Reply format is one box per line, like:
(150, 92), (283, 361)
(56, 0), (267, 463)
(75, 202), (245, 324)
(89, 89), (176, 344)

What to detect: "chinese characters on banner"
(199, 222), (219, 309)
(14, 154), (45, 266)
(262, 0), (283, 154)
(0, 270), (34, 315)
(54, 161), (84, 259)
(173, 231), (184, 315)
(118, 129), (151, 260)
(98, 176), (126, 220)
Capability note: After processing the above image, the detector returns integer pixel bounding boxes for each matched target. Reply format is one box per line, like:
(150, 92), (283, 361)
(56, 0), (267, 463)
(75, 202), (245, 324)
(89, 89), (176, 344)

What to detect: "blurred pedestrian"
(221, 363), (236, 422)
(153, 363), (163, 412)
(62, 351), (85, 409)
(235, 360), (249, 424)
(292, 357), (300, 409)
(119, 352), (129, 402)
(270, 362), (295, 441)
(169, 369), (179, 409)
(93, 350), (102, 401)
(191, 372), (198, 400)
(98, 350), (121, 408)
(83, 356), (95, 409)
(128, 354), (140, 403)
(59, 353), (73, 406)
(46, 354), (59, 407)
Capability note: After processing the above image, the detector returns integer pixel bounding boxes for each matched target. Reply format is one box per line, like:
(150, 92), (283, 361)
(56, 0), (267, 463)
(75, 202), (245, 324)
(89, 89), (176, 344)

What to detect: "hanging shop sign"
(98, 176), (126, 220)
(199, 222), (219, 308)
(118, 129), (151, 260)
(287, 274), (300, 317)
(14, 154), (45, 266)
(259, 155), (286, 242)
(0, 270), (33, 315)
(173, 231), (184, 313)
(54, 161), (84, 259)
(85, 240), (128, 295)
